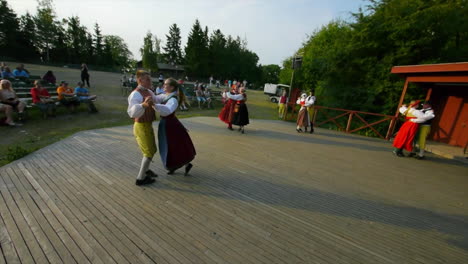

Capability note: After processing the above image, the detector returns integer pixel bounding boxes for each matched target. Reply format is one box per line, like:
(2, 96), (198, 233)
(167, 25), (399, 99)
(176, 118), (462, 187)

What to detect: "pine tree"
(184, 19), (209, 77)
(35, 0), (59, 61)
(18, 12), (40, 60)
(140, 32), (159, 73)
(163, 23), (183, 65)
(0, 0), (21, 58)
(94, 23), (103, 64)
(208, 29), (227, 78)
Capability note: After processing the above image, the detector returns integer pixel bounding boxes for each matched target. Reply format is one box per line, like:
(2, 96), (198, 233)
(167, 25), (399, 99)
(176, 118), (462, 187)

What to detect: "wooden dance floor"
(1, 117), (467, 263)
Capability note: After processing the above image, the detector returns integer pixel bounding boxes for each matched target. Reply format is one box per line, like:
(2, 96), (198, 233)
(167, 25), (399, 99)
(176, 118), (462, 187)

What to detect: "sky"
(11, 0), (365, 65)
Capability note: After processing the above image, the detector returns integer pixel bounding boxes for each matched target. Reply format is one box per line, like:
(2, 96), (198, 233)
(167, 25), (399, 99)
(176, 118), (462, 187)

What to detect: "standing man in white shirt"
(127, 70), (159, 186)
(409, 101), (435, 159)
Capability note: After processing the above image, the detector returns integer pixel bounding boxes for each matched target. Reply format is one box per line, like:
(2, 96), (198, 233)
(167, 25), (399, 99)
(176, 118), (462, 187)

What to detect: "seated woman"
(1, 67), (15, 79)
(0, 80), (26, 121)
(0, 103), (16, 126)
(42, 70), (57, 85)
(57, 81), (80, 113)
(74, 81), (98, 113)
(30, 80), (56, 119)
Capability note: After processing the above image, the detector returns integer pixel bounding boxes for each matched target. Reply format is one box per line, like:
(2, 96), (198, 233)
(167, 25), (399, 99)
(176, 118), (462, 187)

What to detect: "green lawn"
(0, 62), (278, 166)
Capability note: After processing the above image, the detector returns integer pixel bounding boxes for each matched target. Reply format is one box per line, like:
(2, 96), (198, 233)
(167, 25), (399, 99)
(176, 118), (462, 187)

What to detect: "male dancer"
(306, 90), (316, 134)
(127, 70), (158, 185)
(409, 101), (435, 159)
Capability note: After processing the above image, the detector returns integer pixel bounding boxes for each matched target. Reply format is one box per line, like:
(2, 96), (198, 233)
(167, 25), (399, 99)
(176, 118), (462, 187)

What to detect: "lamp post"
(283, 54), (303, 120)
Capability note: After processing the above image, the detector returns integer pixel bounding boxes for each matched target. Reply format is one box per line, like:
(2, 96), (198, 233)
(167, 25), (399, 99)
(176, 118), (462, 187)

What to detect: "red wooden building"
(391, 62), (468, 148)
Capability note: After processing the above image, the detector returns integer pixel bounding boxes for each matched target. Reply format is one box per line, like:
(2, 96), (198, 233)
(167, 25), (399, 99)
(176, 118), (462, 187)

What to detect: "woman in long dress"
(229, 87), (249, 134)
(154, 78), (196, 175)
(296, 93), (309, 132)
(218, 85), (239, 130)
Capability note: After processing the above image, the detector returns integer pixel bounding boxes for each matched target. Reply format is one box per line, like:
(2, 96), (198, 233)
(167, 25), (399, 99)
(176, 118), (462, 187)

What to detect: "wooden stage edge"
(0, 117), (467, 264)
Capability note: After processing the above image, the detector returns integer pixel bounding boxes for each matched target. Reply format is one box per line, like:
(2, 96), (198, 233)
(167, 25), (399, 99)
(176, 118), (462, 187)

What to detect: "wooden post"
(425, 87), (433, 101)
(387, 78), (410, 139)
(283, 69), (295, 121)
(346, 112), (353, 133)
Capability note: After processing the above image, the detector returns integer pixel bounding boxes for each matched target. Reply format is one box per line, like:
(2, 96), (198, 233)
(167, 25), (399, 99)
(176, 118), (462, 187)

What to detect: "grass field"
(0, 62), (278, 166)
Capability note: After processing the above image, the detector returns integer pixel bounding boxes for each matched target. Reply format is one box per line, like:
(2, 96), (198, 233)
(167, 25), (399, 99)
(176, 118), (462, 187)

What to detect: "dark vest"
(134, 88), (156, 123)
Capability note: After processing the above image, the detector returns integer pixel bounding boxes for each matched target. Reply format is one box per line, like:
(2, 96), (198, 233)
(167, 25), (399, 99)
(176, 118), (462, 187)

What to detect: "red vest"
(134, 89), (156, 123)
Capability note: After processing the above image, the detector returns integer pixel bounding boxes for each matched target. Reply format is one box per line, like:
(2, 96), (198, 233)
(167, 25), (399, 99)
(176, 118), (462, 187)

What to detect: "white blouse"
(226, 93), (245, 101)
(154, 92), (179, 117)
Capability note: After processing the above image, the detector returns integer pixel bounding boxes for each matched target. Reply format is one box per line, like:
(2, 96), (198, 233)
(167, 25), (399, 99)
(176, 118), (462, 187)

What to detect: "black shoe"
(167, 170), (175, 175)
(184, 163), (193, 176)
(310, 129), (314, 134)
(393, 150), (404, 157)
(135, 176), (155, 186)
(241, 128), (245, 134)
(408, 152), (416, 157)
(146, 170), (158, 178)
(296, 128), (302, 133)
(416, 155), (425, 160)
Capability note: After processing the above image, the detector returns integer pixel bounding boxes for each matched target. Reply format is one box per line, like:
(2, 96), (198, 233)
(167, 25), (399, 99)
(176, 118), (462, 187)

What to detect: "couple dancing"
(127, 70), (196, 186)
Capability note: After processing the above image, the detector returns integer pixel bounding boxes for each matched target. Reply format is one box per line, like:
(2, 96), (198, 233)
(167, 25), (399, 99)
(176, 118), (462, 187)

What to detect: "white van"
(263, 84), (290, 103)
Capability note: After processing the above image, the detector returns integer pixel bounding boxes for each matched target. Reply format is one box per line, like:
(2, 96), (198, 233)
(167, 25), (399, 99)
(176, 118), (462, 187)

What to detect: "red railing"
(289, 106), (398, 140)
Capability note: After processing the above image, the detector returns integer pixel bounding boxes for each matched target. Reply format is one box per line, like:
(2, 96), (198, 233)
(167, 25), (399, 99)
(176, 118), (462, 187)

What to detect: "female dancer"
(392, 100), (423, 157)
(154, 78), (196, 175)
(296, 93), (309, 132)
(219, 85), (239, 130)
(228, 87), (249, 133)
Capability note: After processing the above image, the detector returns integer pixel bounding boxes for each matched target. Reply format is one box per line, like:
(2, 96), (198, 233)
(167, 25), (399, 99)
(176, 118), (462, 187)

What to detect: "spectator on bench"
(195, 85), (206, 109)
(204, 88), (213, 109)
(0, 103), (17, 126)
(31, 80), (56, 119)
(13, 65), (29, 78)
(57, 81), (80, 113)
(0, 80), (26, 121)
(43, 70), (57, 85)
(2, 66), (14, 79)
(74, 81), (98, 113)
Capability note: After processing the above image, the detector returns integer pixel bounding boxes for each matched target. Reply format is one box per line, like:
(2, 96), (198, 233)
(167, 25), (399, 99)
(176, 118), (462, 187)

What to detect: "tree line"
(0, 0), (132, 69)
(279, 0), (468, 115)
(0, 0), (275, 85)
(142, 19), (277, 85)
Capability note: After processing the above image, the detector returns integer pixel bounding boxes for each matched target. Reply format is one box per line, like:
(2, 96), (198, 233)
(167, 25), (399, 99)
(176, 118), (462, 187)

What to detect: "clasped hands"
(142, 96), (153, 108)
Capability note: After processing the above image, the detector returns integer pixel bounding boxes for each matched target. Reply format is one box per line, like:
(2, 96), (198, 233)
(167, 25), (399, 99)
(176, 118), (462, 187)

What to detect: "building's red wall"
(430, 85), (468, 148)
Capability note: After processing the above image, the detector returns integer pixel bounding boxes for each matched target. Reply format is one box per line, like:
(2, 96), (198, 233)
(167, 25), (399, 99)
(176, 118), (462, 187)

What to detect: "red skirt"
(393, 120), (419, 151)
(218, 99), (236, 124)
(158, 113), (196, 170)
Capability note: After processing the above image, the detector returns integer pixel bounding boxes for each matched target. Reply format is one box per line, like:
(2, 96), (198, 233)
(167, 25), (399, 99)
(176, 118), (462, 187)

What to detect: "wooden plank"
(37, 149), (181, 264)
(28, 156), (152, 264)
(47, 142), (268, 264)
(2, 167), (62, 264)
(44, 146), (217, 264)
(60, 137), (352, 264)
(24, 158), (130, 264)
(16, 163), (104, 264)
(0, 175), (35, 264)
(4, 167), (78, 263)
(77, 129), (370, 262)
(0, 194), (21, 264)
(391, 62), (468, 74)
